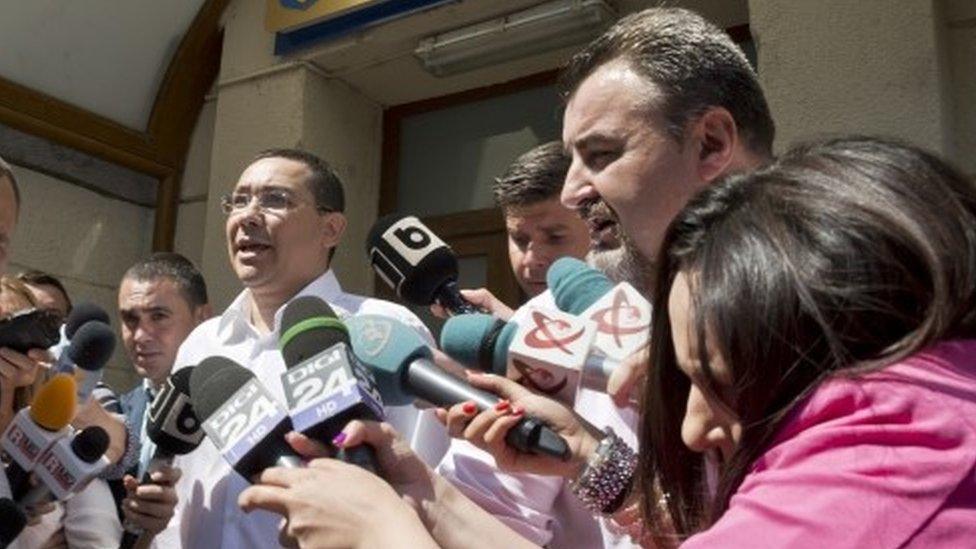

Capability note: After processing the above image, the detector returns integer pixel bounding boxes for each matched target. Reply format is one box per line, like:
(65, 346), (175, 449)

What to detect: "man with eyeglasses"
(155, 149), (447, 548)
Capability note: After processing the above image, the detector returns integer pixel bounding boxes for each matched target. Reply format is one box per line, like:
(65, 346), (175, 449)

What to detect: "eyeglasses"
(220, 189), (331, 216)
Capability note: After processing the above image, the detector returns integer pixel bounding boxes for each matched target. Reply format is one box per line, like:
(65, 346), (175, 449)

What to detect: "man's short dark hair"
(493, 141), (570, 211)
(16, 270), (72, 314)
(560, 7), (774, 157)
(123, 252), (209, 309)
(0, 155), (20, 210)
(252, 148), (345, 213)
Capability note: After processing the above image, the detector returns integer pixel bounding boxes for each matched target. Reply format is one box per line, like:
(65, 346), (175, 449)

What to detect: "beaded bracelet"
(570, 427), (638, 515)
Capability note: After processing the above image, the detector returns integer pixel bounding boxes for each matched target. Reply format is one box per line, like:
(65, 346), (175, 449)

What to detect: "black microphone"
(189, 357), (301, 481)
(54, 321), (116, 402)
(366, 213), (479, 315)
(279, 297), (383, 472)
(345, 315), (570, 460)
(120, 367), (204, 548)
(0, 497), (27, 548)
(64, 302), (111, 340)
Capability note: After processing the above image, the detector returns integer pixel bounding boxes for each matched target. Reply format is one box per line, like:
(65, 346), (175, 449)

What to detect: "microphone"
(440, 306), (596, 403)
(189, 357), (302, 481)
(120, 367), (204, 548)
(278, 297), (383, 472)
(65, 302), (111, 340)
(366, 213), (479, 315)
(2, 374), (77, 501)
(21, 426), (110, 506)
(0, 498), (27, 548)
(51, 302), (112, 365)
(53, 321), (116, 402)
(143, 367), (204, 479)
(345, 315), (570, 460)
(548, 258), (650, 391)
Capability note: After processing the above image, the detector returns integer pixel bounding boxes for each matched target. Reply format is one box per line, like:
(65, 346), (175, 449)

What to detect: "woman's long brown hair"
(639, 137), (976, 540)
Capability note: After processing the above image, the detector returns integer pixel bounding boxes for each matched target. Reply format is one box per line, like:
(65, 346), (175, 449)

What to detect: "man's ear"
(320, 211), (347, 249)
(689, 106), (738, 184)
(194, 303), (213, 324)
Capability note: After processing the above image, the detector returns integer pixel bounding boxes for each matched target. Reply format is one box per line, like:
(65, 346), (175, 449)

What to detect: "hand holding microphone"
(239, 419), (439, 549)
(345, 314), (571, 460)
(438, 372), (603, 479)
(120, 367), (202, 548)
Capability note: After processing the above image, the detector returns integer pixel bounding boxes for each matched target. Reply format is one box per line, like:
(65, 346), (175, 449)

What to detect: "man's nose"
(561, 157), (595, 210)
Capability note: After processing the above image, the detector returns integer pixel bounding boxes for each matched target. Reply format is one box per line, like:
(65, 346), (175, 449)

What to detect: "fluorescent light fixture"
(414, 0), (616, 77)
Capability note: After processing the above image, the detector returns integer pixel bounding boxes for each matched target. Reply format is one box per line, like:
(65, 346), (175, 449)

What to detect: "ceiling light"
(414, 0), (616, 77)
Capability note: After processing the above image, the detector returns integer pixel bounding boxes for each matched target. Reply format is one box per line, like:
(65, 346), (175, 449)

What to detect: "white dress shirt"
(436, 289), (641, 548)
(154, 270), (448, 549)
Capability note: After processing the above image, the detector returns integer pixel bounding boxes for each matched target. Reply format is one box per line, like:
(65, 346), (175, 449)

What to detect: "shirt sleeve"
(682, 377), (976, 549)
(436, 440), (562, 546)
(61, 479), (124, 549)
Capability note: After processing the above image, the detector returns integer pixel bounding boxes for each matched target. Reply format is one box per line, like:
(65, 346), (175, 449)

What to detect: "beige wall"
(8, 164), (154, 391)
(750, 0), (973, 172)
(945, 0), (976, 175)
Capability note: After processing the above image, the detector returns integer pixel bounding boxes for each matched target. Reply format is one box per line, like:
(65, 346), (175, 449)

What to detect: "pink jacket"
(684, 339), (976, 548)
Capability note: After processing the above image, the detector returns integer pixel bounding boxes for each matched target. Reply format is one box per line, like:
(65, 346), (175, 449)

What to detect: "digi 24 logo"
(204, 381), (281, 451)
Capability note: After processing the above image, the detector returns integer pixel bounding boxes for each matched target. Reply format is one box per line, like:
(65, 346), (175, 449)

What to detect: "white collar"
(217, 269), (343, 339)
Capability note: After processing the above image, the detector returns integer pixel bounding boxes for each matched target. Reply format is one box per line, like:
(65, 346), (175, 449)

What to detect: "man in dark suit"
(115, 252), (211, 539)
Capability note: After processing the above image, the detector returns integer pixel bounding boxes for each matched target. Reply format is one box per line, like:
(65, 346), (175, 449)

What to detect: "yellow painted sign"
(266, 0), (382, 32)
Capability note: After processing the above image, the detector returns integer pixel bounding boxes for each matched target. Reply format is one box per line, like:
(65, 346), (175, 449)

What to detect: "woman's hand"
(436, 372), (604, 479)
(239, 422), (438, 549)
(0, 347), (50, 388)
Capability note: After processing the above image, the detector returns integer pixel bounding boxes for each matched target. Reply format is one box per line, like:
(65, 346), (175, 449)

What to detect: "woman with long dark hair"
(638, 136), (976, 546)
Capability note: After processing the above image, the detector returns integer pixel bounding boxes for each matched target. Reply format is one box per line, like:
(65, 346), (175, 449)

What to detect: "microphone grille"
(189, 356), (254, 420)
(66, 321), (117, 371)
(65, 302), (111, 339)
(71, 426), (110, 463)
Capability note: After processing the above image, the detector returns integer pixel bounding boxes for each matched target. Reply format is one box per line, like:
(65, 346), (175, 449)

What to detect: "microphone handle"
(276, 454), (303, 469)
(120, 451), (176, 547)
(336, 444), (379, 475)
(5, 462), (32, 502)
(405, 359), (570, 460)
(435, 281), (481, 315)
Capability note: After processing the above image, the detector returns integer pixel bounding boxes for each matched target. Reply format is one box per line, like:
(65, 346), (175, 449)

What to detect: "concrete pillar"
(749, 0), (953, 156)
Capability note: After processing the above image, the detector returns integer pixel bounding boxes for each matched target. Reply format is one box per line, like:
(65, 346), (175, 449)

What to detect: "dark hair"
(123, 252), (209, 309)
(0, 154), (20, 210)
(17, 270), (72, 314)
(252, 148), (345, 213)
(560, 7), (774, 157)
(493, 141), (570, 210)
(640, 136), (976, 539)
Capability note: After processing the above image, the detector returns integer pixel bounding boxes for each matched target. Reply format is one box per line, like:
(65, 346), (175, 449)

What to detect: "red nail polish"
(462, 402), (477, 415)
(331, 432), (347, 447)
(494, 400), (510, 412)
(513, 406), (525, 416)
